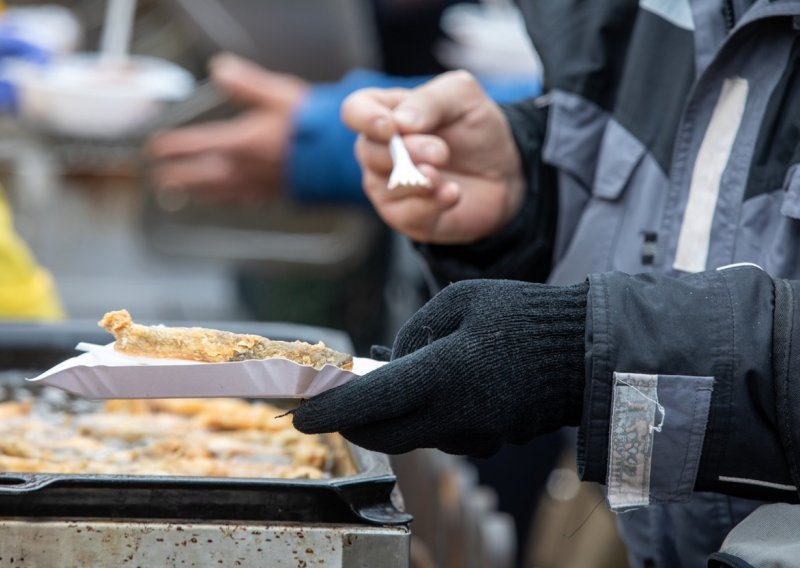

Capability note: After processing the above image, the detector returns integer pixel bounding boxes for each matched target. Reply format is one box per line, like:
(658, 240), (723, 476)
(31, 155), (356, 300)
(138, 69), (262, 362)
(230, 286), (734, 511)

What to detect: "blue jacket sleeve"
(287, 68), (541, 205)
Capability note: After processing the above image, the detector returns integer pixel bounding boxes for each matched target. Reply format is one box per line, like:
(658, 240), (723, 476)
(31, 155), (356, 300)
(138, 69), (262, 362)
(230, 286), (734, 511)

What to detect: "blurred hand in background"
(146, 53), (310, 203)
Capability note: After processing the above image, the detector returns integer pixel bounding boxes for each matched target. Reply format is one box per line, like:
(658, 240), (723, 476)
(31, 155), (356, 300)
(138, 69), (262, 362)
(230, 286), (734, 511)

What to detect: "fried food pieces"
(99, 309), (353, 370)
(0, 398), (331, 479)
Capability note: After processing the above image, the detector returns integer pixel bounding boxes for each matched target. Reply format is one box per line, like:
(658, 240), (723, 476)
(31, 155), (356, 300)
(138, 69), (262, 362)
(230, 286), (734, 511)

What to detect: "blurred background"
(0, 1), (627, 566)
(0, 0), (543, 353)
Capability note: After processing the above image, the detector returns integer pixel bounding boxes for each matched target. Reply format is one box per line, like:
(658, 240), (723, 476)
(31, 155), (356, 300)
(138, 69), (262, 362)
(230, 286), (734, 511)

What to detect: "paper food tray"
(27, 343), (384, 399)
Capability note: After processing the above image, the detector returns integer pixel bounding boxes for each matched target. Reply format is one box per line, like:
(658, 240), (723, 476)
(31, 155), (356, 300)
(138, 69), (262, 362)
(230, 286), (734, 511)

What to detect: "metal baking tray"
(0, 320), (411, 526)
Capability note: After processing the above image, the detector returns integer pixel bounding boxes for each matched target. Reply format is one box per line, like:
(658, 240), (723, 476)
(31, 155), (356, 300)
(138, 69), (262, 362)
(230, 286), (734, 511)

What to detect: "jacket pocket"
(606, 372), (714, 512)
(592, 118), (647, 200)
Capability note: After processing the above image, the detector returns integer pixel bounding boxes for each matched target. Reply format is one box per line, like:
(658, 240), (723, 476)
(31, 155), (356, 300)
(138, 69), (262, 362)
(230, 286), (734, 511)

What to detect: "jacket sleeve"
(415, 99), (559, 288)
(579, 264), (800, 510)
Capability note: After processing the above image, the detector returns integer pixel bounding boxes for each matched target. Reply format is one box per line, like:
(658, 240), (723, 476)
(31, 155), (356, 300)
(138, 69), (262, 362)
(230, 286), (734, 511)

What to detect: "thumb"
(392, 70), (487, 133)
(209, 52), (310, 110)
(391, 282), (471, 357)
(293, 358), (427, 434)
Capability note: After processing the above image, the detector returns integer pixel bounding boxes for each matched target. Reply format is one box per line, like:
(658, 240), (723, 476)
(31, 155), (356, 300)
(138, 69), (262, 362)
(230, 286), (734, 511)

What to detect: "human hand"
(341, 70), (525, 244)
(146, 53), (310, 202)
(293, 278), (588, 456)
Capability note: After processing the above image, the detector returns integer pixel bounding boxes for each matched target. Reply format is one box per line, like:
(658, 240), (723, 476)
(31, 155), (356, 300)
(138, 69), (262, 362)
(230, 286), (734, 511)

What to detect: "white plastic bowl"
(11, 53), (195, 139)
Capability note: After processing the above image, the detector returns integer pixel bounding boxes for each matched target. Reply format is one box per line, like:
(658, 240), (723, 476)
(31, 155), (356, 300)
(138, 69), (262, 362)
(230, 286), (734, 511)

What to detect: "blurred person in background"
(0, 16), (63, 320)
(292, 0), (800, 567)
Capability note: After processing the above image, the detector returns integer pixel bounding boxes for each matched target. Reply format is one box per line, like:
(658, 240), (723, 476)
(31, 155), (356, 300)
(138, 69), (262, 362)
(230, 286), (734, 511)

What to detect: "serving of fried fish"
(99, 309), (353, 370)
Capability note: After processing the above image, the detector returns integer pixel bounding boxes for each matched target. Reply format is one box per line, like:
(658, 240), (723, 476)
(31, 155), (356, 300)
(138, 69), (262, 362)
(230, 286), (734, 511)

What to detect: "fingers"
(391, 293), (469, 357)
(355, 133), (460, 232)
(209, 52), (310, 109)
(146, 117), (253, 159)
(292, 359), (429, 434)
(341, 71), (485, 139)
(150, 152), (233, 191)
(341, 71), (485, 141)
(340, 422), (502, 456)
(340, 417), (433, 455)
(369, 345), (392, 362)
(362, 170), (462, 241)
(355, 133), (449, 175)
(392, 70), (486, 133)
(146, 119), (251, 195)
(341, 88), (409, 141)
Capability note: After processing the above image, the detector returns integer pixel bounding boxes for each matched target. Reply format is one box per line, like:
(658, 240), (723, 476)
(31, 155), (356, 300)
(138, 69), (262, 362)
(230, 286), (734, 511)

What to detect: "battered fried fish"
(99, 309), (353, 370)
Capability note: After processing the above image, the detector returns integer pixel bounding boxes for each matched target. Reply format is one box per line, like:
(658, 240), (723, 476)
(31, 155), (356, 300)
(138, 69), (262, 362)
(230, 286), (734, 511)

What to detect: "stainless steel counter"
(0, 519), (410, 567)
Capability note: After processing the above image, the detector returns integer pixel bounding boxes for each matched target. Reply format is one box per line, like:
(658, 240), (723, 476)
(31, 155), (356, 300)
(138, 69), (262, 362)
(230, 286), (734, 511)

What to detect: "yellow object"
(0, 189), (63, 320)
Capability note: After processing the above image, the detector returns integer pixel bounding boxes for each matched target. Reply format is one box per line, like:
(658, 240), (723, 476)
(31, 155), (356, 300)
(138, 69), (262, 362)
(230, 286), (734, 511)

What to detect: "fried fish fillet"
(99, 309), (353, 370)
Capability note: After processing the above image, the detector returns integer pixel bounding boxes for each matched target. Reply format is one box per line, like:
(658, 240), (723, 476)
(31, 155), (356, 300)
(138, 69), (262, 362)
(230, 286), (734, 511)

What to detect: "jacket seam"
(587, 272), (612, 481)
(772, 277), (800, 495)
(707, 551), (756, 568)
(677, 382), (713, 498)
(716, 270), (737, 483)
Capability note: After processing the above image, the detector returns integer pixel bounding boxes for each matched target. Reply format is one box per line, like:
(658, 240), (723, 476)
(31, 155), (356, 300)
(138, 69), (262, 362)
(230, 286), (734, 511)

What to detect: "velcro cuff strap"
(772, 277), (800, 498)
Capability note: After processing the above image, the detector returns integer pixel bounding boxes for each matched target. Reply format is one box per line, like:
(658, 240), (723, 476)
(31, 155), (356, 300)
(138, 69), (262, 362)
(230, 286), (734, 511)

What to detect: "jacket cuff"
(579, 270), (725, 509)
(579, 267), (797, 510)
(772, 278), (800, 497)
(414, 100), (558, 287)
(414, 179), (550, 285)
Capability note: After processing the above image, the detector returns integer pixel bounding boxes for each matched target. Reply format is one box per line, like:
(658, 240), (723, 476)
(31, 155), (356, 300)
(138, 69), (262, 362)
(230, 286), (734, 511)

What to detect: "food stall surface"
(0, 520), (410, 567)
(0, 322), (411, 568)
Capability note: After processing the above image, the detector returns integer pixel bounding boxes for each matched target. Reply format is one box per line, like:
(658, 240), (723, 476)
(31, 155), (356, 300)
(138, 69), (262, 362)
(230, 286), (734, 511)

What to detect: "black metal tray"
(0, 321), (411, 526)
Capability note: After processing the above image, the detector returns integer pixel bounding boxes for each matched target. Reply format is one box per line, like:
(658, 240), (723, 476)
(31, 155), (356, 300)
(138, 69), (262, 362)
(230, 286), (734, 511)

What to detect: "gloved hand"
(0, 36), (49, 62)
(293, 278), (588, 456)
(0, 35), (50, 113)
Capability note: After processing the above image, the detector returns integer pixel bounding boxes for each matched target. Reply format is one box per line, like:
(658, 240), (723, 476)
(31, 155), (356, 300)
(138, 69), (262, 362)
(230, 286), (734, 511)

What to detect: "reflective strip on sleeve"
(673, 77), (749, 273)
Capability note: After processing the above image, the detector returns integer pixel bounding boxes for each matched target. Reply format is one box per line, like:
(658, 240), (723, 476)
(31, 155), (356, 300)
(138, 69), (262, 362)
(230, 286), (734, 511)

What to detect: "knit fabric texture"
(293, 278), (588, 456)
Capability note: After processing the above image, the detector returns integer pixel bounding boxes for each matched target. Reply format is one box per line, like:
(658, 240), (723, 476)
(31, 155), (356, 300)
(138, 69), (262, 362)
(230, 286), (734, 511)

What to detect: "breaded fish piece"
(99, 309), (353, 370)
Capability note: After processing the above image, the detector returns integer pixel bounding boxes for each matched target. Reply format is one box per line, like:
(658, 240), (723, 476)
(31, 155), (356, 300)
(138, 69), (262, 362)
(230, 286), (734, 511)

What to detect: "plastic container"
(10, 53), (194, 139)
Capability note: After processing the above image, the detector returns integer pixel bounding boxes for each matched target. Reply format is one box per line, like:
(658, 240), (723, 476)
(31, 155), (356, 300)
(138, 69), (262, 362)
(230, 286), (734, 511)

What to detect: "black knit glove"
(293, 279), (588, 457)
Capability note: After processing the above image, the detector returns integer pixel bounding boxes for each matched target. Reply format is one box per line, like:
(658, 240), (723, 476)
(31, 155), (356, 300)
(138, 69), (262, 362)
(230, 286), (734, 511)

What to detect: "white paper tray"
(27, 343), (383, 399)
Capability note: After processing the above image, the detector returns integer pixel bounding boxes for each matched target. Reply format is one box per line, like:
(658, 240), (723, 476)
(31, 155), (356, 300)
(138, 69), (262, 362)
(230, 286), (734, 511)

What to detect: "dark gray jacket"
(418, 0), (800, 566)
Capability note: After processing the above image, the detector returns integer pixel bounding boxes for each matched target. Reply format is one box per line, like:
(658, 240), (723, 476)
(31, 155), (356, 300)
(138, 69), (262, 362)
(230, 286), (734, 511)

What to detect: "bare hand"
(146, 53), (310, 203)
(341, 70), (525, 244)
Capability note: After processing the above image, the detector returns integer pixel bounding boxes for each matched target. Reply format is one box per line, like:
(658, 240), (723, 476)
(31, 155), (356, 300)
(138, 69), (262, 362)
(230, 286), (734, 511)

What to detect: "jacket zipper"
(659, 1), (798, 271)
(723, 0), (736, 32)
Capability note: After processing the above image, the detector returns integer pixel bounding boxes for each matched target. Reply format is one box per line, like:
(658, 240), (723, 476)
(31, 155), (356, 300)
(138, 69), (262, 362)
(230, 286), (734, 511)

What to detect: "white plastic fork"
(387, 134), (433, 190)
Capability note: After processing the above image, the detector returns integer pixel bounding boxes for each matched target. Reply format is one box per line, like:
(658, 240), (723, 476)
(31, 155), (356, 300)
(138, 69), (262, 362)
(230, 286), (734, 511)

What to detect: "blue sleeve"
(287, 68), (541, 205)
